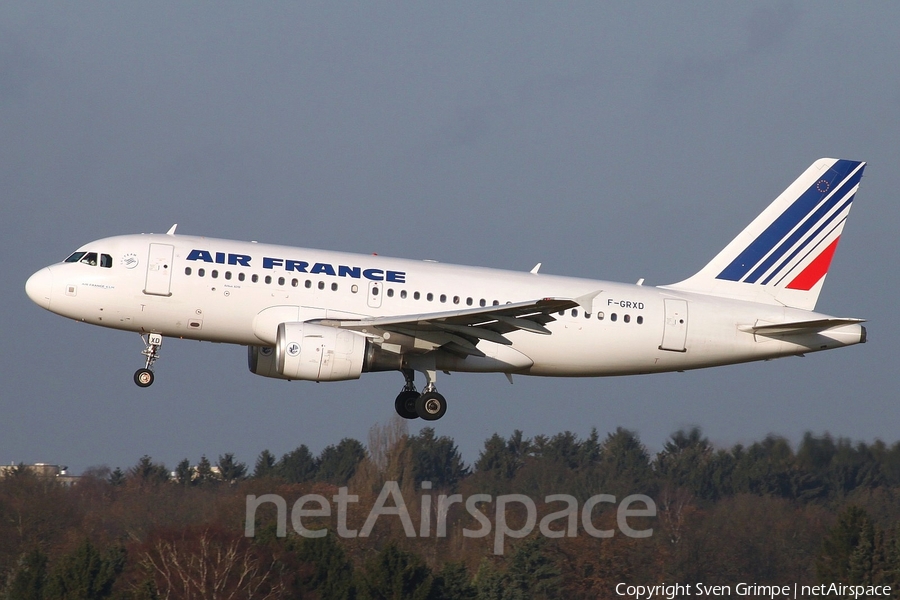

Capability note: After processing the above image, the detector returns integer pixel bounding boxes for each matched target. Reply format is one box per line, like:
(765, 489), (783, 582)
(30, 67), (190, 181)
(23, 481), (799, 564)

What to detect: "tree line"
(1, 421), (898, 599)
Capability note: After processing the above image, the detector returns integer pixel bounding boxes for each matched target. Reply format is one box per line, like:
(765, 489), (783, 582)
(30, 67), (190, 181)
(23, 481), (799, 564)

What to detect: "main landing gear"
(134, 333), (162, 388)
(393, 368), (448, 421)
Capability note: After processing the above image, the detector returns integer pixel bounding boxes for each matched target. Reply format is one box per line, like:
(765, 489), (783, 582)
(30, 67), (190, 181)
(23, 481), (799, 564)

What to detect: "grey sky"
(3, 2), (898, 473)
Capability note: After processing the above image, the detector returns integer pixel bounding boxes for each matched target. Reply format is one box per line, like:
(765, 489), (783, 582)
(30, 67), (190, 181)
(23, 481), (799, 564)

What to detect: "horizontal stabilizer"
(740, 318), (866, 336)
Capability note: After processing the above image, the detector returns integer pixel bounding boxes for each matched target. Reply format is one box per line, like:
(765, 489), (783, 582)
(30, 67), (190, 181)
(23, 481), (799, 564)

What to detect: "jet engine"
(248, 318), (411, 381)
(248, 322), (367, 381)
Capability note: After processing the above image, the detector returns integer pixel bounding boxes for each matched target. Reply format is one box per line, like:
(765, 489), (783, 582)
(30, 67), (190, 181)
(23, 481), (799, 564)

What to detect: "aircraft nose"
(25, 267), (53, 309)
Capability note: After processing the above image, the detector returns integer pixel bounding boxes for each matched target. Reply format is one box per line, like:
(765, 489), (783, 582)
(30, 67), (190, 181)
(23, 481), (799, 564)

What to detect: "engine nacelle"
(248, 345), (287, 380)
(249, 322), (405, 381)
(276, 322), (367, 381)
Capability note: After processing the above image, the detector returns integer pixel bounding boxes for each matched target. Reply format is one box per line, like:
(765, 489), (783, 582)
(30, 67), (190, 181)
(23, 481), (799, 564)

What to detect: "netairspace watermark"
(245, 480), (656, 555)
(615, 582), (894, 600)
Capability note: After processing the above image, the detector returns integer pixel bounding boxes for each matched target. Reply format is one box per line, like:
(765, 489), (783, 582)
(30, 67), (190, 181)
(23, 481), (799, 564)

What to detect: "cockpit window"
(64, 251), (113, 267)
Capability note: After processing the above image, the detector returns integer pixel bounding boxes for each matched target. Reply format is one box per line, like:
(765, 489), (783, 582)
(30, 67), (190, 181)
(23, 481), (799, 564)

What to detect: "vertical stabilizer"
(663, 158), (865, 310)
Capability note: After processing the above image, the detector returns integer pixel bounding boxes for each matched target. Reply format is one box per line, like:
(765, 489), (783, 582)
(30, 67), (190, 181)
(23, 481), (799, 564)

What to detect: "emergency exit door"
(144, 243), (174, 296)
(660, 299), (688, 352)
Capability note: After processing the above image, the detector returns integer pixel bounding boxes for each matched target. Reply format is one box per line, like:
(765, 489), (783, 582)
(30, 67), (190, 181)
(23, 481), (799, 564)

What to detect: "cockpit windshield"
(64, 251), (113, 268)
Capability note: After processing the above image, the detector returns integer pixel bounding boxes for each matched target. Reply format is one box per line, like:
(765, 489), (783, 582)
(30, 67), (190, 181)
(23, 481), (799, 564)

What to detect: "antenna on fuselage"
(166, 224), (178, 235)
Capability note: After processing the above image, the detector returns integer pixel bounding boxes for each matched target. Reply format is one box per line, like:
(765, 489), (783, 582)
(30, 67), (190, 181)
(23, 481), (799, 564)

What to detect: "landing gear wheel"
(416, 391), (447, 421)
(136, 333), (163, 387)
(134, 368), (154, 388)
(394, 390), (420, 420)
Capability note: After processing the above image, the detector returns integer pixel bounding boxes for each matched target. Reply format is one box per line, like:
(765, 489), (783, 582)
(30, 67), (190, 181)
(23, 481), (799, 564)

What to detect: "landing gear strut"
(392, 367), (448, 421)
(134, 333), (162, 388)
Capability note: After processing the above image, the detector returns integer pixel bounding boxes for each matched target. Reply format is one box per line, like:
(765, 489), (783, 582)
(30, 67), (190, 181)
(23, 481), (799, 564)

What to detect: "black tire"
(415, 391), (447, 421)
(394, 390), (420, 419)
(134, 368), (154, 388)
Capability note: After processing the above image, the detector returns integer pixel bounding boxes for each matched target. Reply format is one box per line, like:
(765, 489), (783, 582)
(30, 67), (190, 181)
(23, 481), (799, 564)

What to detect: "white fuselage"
(26, 233), (865, 378)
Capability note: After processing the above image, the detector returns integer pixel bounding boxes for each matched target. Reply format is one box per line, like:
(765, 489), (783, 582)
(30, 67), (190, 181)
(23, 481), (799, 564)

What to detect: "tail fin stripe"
(745, 170), (861, 284)
(773, 216), (846, 287)
(785, 236), (841, 291)
(715, 159), (861, 282)
(744, 169), (861, 284)
(762, 194), (854, 286)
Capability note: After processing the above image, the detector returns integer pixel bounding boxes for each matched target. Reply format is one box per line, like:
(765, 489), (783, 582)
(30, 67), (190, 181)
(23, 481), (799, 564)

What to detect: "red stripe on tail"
(786, 237), (841, 291)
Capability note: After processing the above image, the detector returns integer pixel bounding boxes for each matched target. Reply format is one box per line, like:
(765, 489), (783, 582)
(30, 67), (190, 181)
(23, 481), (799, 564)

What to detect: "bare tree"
(136, 526), (285, 600)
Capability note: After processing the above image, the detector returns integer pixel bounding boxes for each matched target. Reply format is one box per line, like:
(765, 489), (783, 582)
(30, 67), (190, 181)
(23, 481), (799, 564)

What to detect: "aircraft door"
(144, 243), (174, 297)
(660, 299), (688, 352)
(367, 281), (383, 309)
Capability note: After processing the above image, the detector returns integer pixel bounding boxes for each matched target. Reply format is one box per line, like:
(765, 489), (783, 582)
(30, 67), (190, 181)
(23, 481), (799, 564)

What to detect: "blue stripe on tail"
(716, 160), (861, 282)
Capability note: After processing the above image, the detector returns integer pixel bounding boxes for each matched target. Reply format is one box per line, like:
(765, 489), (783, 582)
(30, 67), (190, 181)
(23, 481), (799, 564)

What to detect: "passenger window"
(597, 312), (605, 320)
(466, 297), (473, 306)
(585, 312), (591, 319)
(414, 292), (421, 300)
(400, 290), (407, 299)
(291, 278), (299, 287)
(318, 281), (324, 290)
(278, 277), (285, 286)
(624, 314), (631, 323)
(199, 268), (206, 277)
(185, 267), (192, 276)
(453, 296), (460, 304)
(331, 283), (338, 291)
(265, 275), (272, 284)
(440, 294), (447, 303)
(610, 313), (617, 322)
(637, 316), (644, 324)
(493, 300), (500, 306)
(351, 284), (359, 293)
(480, 299), (486, 307)
(387, 288), (394, 297)
(252, 274), (259, 283)
(100, 254), (112, 268)
(571, 309), (578, 317)
(238, 273), (245, 282)
(212, 270), (218, 279)
(427, 293), (433, 301)
(305, 280), (312, 288)
(225, 271), (232, 280)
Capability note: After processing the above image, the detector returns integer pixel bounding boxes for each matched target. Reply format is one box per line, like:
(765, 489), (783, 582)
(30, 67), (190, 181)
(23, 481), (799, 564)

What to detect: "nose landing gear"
(134, 333), (162, 387)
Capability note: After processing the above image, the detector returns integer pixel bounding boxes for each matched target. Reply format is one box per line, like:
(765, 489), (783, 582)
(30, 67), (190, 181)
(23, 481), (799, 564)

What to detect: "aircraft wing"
(310, 293), (598, 357)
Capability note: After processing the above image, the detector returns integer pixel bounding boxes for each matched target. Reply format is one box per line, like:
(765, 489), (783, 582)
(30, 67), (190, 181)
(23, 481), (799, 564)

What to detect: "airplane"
(25, 158), (867, 421)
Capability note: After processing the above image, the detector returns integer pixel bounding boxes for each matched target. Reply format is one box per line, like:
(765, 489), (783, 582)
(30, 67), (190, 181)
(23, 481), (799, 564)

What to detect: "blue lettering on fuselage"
(186, 249), (406, 283)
